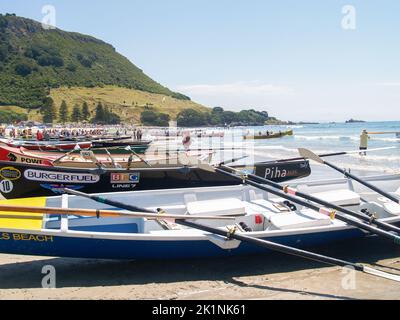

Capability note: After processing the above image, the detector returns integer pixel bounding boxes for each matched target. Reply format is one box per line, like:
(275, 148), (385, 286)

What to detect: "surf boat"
(243, 129), (294, 140)
(0, 173), (399, 260)
(0, 144), (213, 169)
(0, 152), (311, 199)
(0, 139), (92, 151)
(91, 139), (151, 149)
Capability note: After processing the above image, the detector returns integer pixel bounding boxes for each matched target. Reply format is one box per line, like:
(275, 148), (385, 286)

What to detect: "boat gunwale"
(1, 214), (399, 241)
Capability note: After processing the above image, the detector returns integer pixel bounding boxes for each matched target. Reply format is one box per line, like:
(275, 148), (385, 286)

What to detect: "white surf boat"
(0, 173), (399, 260)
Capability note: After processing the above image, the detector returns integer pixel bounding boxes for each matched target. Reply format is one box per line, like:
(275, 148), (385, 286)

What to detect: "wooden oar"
(124, 146), (152, 167)
(0, 203), (234, 221)
(66, 189), (400, 283)
(53, 144), (82, 164)
(181, 155), (400, 241)
(104, 148), (121, 169)
(368, 132), (400, 135)
(299, 148), (400, 205)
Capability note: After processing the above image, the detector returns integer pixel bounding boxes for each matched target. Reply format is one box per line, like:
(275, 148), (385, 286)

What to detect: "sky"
(1, 0), (400, 122)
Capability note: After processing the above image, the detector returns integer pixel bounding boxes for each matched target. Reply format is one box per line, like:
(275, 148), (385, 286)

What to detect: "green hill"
(0, 14), (190, 111)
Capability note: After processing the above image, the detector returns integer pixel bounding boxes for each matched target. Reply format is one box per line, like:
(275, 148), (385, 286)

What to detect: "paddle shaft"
(272, 147), (395, 163)
(368, 132), (400, 135)
(216, 167), (400, 243)
(0, 203), (232, 221)
(64, 189), (154, 213)
(323, 160), (400, 204)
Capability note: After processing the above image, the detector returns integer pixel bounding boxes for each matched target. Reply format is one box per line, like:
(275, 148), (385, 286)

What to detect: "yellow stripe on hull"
(0, 197), (47, 231)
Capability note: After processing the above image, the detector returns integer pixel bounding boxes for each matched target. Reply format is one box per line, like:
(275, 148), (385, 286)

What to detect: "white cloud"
(176, 82), (293, 96)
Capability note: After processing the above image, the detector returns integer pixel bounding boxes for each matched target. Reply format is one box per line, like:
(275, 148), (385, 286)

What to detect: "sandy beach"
(0, 235), (399, 300)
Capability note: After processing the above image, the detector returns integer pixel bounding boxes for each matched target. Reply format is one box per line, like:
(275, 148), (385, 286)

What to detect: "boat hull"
(0, 160), (311, 199)
(0, 227), (366, 260)
(91, 140), (151, 149)
(4, 140), (92, 151)
(244, 130), (294, 140)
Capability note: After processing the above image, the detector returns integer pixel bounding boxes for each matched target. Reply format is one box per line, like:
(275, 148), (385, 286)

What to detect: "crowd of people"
(0, 126), (144, 141)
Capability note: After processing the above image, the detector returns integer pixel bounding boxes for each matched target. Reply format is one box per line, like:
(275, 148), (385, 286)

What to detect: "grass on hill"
(1, 86), (209, 124)
(49, 86), (209, 123)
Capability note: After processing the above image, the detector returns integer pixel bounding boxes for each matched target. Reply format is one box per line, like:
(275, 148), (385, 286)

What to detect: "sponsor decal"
(0, 180), (13, 193)
(20, 157), (43, 165)
(0, 232), (53, 242)
(0, 167), (21, 181)
(24, 169), (100, 184)
(264, 167), (287, 179)
(6, 153), (43, 164)
(40, 184), (85, 194)
(7, 153), (17, 162)
(110, 172), (140, 184)
(80, 151), (93, 158)
(300, 162), (309, 169)
(111, 183), (137, 189)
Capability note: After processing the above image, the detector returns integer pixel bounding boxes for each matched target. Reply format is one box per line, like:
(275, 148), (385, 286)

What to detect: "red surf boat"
(0, 139), (92, 151)
(0, 144), (215, 169)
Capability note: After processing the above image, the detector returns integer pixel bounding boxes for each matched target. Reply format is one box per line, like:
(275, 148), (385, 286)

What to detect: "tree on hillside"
(81, 102), (90, 121)
(59, 100), (69, 123)
(141, 110), (170, 127)
(91, 103), (121, 124)
(104, 106), (121, 125)
(71, 104), (81, 122)
(41, 97), (57, 123)
(176, 109), (207, 127)
(93, 102), (105, 123)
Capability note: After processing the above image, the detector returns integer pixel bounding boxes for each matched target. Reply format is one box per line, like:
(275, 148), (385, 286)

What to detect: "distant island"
(346, 119), (366, 123)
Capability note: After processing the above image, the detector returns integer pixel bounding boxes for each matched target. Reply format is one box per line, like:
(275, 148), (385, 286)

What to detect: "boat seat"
(187, 198), (246, 216)
(184, 194), (197, 205)
(310, 189), (361, 206)
(246, 200), (280, 220)
(269, 209), (332, 230)
(0, 197), (47, 231)
(248, 190), (263, 201)
(383, 203), (400, 216)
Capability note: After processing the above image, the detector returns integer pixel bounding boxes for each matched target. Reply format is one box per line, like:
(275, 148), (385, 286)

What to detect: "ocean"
(153, 121), (400, 174)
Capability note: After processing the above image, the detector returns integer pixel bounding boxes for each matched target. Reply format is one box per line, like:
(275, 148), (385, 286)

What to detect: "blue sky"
(1, 0), (400, 121)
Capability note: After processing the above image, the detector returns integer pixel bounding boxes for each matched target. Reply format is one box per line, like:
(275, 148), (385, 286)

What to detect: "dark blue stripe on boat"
(0, 228), (364, 260)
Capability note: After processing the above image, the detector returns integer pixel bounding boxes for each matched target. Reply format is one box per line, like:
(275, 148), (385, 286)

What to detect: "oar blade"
(363, 266), (400, 283)
(298, 148), (325, 164)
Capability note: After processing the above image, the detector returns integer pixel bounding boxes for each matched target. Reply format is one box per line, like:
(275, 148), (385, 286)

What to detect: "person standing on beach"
(359, 129), (370, 156)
